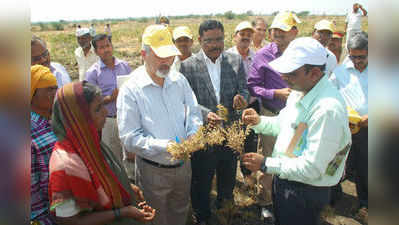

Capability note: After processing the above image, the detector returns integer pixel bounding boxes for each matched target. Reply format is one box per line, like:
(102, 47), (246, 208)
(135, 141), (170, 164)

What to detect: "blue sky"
(30, 0), (369, 22)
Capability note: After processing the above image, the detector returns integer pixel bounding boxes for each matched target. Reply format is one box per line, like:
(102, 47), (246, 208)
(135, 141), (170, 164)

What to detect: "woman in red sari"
(48, 81), (155, 225)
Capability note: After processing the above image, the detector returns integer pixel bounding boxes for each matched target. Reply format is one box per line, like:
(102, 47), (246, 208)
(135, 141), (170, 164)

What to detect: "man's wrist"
(260, 157), (267, 173)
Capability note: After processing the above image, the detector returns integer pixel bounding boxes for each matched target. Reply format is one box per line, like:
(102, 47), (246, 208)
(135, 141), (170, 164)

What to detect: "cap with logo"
(142, 25), (181, 58)
(172, 26), (193, 40)
(314, 19), (336, 33)
(269, 11), (301, 32)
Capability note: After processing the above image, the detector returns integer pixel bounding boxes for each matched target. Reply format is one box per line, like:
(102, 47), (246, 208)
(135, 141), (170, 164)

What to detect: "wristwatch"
(260, 157), (267, 173)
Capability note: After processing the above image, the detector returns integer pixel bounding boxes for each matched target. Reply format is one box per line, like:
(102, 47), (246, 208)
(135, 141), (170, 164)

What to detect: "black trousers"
(347, 128), (368, 207)
(240, 100), (260, 176)
(191, 145), (238, 222)
(273, 176), (331, 225)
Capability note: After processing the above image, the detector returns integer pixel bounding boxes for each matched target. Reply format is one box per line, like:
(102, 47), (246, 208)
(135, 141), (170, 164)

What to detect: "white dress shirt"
(201, 49), (222, 103)
(74, 45), (99, 81)
(50, 62), (71, 88)
(346, 10), (364, 31)
(329, 56), (368, 116)
(117, 66), (203, 165)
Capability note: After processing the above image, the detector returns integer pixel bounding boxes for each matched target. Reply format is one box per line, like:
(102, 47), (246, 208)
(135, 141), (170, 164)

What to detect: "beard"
(155, 65), (170, 78)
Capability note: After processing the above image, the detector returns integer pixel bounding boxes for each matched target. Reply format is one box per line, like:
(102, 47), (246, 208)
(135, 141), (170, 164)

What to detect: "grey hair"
(348, 31), (368, 51)
(31, 35), (47, 48)
(82, 81), (102, 104)
(141, 44), (151, 54)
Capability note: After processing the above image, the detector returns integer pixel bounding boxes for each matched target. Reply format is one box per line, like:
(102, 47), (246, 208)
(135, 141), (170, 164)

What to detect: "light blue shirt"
(329, 56), (368, 116)
(252, 75), (351, 187)
(50, 62), (71, 88)
(117, 66), (203, 165)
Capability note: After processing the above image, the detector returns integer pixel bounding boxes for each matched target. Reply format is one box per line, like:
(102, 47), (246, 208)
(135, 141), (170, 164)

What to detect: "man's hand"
(242, 108), (260, 126)
(207, 112), (223, 127)
(121, 204), (156, 222)
(359, 114), (368, 128)
(233, 94), (248, 110)
(242, 153), (265, 172)
(274, 88), (291, 101)
(130, 184), (145, 202)
(103, 88), (119, 104)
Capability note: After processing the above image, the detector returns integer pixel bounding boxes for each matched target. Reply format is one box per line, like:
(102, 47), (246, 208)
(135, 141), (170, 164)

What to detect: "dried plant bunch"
(167, 105), (251, 161)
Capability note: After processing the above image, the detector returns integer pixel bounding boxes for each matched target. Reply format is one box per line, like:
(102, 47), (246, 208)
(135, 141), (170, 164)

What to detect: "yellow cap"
(270, 11), (301, 32)
(347, 106), (362, 134)
(142, 25), (181, 58)
(234, 21), (255, 33)
(172, 26), (193, 40)
(314, 19), (335, 33)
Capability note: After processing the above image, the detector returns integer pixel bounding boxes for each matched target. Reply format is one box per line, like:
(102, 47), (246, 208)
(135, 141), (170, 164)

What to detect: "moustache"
(210, 48), (222, 52)
(241, 38), (250, 42)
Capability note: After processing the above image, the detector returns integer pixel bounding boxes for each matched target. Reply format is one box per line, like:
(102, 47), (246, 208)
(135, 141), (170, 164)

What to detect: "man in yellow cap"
(30, 65), (58, 225)
(171, 26), (194, 71)
(247, 11), (300, 220)
(312, 19), (338, 76)
(117, 24), (203, 225)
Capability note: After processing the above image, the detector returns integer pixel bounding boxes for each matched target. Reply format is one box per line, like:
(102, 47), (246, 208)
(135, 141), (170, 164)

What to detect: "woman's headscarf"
(30, 65), (57, 101)
(49, 81), (130, 212)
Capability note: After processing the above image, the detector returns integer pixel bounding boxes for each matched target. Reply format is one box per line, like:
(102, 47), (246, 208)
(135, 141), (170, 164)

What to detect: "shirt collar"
(298, 75), (329, 110)
(137, 65), (179, 88)
(233, 46), (255, 60)
(269, 42), (282, 58)
(343, 56), (368, 73)
(99, 57), (120, 68)
(201, 49), (222, 65)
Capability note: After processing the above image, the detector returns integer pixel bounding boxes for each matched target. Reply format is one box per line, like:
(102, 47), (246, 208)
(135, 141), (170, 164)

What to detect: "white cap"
(76, 28), (90, 37)
(269, 37), (328, 73)
(234, 21), (255, 33)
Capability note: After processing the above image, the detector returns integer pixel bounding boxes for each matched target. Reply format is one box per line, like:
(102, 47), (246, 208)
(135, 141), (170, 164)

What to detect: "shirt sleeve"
(251, 115), (280, 136)
(247, 56), (275, 100)
(265, 108), (346, 183)
(117, 86), (170, 158)
(182, 78), (203, 137)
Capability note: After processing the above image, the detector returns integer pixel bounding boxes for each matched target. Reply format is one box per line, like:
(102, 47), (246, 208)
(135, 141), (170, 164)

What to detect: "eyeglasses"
(32, 49), (49, 62)
(349, 55), (367, 60)
(202, 37), (224, 44)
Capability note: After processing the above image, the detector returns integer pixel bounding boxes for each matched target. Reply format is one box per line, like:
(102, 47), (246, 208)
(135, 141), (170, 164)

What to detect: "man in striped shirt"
(30, 65), (58, 225)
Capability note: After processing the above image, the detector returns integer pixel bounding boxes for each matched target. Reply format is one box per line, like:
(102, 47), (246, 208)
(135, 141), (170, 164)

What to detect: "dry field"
(32, 15), (368, 225)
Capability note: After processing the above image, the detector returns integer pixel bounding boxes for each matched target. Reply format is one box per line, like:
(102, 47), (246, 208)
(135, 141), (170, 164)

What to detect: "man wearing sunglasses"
(329, 32), (368, 222)
(31, 35), (71, 88)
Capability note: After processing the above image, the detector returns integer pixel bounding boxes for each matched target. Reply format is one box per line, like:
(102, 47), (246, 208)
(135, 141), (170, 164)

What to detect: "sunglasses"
(349, 54), (367, 60)
(32, 49), (49, 62)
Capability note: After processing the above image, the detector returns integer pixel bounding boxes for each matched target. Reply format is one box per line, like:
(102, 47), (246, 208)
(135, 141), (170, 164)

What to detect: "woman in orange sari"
(48, 81), (155, 225)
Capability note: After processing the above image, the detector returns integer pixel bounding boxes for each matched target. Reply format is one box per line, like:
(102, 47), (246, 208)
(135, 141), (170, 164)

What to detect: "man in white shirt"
(180, 20), (249, 225)
(74, 28), (99, 81)
(31, 36), (71, 88)
(345, 3), (367, 48)
(329, 32), (368, 222)
(171, 26), (193, 72)
(312, 19), (338, 77)
(117, 25), (202, 225)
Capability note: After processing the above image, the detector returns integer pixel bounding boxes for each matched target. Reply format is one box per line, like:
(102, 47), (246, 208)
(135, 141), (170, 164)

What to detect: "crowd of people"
(31, 4), (368, 225)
